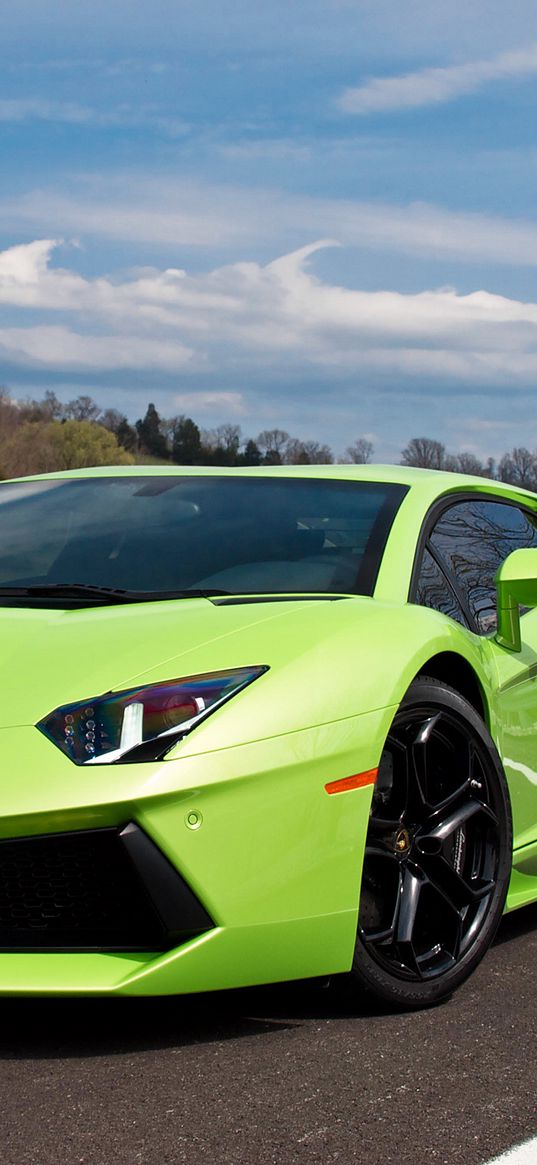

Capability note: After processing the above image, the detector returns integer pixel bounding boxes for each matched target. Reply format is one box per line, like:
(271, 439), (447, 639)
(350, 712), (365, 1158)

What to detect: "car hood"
(0, 596), (313, 728)
(0, 593), (467, 745)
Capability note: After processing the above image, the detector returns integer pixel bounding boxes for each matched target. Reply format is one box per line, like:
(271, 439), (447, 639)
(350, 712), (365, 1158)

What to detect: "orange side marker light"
(325, 768), (378, 795)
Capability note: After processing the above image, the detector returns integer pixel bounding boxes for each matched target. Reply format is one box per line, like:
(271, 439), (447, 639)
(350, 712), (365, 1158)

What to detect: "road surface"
(0, 903), (536, 1164)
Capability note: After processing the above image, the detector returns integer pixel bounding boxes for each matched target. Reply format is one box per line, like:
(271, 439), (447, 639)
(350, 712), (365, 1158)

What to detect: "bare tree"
(100, 407), (127, 433)
(344, 438), (373, 464)
(498, 447), (537, 491)
(282, 438), (307, 464)
(282, 438), (333, 464)
(300, 439), (333, 464)
(20, 390), (65, 423)
(213, 424), (242, 458)
(451, 452), (492, 478)
(199, 423), (242, 465)
(256, 428), (289, 464)
(63, 395), (101, 423)
(0, 391), (22, 442)
(401, 437), (446, 470)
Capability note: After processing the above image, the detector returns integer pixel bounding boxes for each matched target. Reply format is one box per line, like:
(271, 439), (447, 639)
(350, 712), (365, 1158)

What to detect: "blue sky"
(2, 1), (537, 461)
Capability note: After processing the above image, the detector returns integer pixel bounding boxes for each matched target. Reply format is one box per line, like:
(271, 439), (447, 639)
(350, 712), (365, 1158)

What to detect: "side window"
(415, 547), (469, 628)
(429, 499), (537, 633)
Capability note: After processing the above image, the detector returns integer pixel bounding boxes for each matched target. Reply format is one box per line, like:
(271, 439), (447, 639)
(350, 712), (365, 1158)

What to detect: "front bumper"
(0, 705), (394, 995)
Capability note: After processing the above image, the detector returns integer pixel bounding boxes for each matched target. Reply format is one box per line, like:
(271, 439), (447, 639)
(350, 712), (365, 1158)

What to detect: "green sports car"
(1, 463), (537, 1008)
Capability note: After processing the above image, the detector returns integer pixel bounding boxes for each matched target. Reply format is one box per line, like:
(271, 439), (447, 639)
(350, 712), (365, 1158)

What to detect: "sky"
(2, 2), (537, 462)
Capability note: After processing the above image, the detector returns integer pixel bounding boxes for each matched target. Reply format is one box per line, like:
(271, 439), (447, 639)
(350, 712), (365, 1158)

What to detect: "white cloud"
(0, 99), (95, 124)
(11, 57), (170, 75)
(0, 325), (194, 371)
(0, 98), (188, 135)
(172, 391), (246, 414)
(6, 0), (537, 71)
(338, 41), (537, 114)
(6, 179), (537, 268)
(317, 201), (537, 266)
(1, 182), (250, 247)
(3, 238), (537, 386)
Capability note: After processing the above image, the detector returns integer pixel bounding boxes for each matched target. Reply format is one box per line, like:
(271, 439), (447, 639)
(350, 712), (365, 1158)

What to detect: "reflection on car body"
(0, 463), (536, 1009)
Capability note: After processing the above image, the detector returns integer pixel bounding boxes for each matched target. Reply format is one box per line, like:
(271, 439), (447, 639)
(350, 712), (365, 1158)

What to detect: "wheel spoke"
(363, 843), (399, 862)
(362, 924), (395, 945)
(420, 852), (494, 912)
(395, 866), (422, 943)
(425, 798), (497, 843)
(408, 715), (440, 812)
(435, 730), (473, 811)
(394, 866), (424, 977)
(430, 768), (472, 815)
(359, 862), (401, 947)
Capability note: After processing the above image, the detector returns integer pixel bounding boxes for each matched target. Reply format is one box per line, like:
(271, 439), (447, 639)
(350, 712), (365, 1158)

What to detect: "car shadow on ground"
(0, 979), (386, 1060)
(0, 900), (535, 1060)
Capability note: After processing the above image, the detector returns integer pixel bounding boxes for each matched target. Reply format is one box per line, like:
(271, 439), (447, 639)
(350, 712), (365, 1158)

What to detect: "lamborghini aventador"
(1, 463), (537, 1008)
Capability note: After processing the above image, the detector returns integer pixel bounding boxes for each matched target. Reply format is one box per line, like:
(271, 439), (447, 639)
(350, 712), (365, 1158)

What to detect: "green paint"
(0, 463), (536, 994)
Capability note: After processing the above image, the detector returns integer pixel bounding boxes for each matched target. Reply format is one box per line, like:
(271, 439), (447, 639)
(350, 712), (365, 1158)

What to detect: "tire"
(350, 676), (512, 1009)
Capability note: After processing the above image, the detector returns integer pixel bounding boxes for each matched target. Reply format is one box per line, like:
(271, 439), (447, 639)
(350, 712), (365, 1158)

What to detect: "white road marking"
(486, 1137), (537, 1163)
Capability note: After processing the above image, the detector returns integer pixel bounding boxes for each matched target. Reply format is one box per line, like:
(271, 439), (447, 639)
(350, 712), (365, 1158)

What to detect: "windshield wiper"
(0, 583), (231, 604)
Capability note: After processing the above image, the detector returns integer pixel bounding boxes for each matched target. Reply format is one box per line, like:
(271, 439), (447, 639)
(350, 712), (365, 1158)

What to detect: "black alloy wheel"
(351, 677), (512, 1008)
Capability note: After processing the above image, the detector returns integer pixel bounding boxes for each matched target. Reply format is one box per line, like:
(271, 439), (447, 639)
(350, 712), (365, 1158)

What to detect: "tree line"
(0, 389), (373, 476)
(400, 436), (537, 491)
(0, 388), (535, 490)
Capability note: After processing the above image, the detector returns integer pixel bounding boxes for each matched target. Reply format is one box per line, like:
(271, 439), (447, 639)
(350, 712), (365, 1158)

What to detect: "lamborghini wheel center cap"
(394, 827), (411, 854)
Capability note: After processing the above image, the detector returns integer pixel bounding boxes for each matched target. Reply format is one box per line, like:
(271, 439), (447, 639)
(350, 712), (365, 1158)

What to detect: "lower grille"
(0, 824), (213, 951)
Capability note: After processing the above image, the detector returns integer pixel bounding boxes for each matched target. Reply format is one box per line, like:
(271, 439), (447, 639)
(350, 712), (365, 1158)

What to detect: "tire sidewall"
(351, 677), (513, 1009)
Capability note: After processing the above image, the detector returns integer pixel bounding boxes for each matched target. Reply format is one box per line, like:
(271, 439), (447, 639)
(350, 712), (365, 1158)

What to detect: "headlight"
(37, 666), (267, 765)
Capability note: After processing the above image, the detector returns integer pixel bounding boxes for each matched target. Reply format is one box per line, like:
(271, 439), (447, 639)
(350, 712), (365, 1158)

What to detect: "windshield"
(0, 475), (407, 605)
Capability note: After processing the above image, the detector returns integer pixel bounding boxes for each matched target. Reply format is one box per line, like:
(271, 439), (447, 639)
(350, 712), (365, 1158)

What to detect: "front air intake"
(0, 823), (213, 951)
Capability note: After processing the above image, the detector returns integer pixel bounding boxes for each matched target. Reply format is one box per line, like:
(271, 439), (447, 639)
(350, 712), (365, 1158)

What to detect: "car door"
(414, 493), (537, 849)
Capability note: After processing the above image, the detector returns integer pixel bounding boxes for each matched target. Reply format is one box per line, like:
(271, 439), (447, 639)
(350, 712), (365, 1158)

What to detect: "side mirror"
(495, 548), (537, 651)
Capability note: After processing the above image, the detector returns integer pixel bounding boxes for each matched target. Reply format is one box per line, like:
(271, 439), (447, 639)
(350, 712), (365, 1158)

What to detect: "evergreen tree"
(242, 439), (262, 466)
(135, 403), (168, 459)
(171, 416), (202, 464)
(116, 418), (137, 452)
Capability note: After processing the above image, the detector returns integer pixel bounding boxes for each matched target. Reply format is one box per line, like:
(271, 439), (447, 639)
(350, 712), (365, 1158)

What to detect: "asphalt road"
(0, 905), (536, 1165)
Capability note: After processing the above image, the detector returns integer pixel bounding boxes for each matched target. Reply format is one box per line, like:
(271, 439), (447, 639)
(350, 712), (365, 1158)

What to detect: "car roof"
(7, 462), (537, 508)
